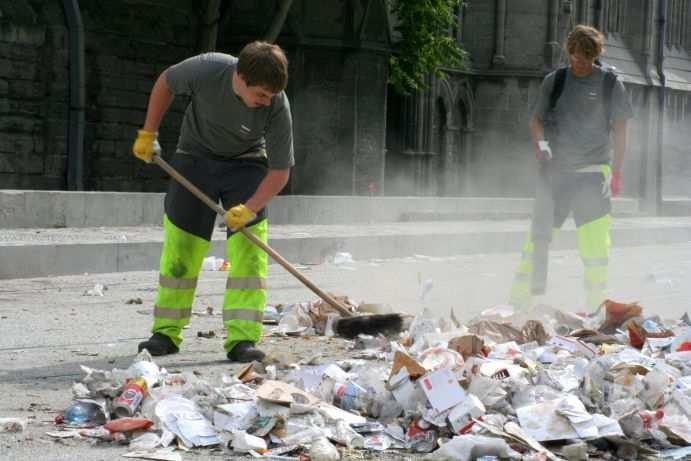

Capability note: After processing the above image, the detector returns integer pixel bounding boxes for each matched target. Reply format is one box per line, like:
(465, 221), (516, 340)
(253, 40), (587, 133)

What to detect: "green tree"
(388, 0), (468, 94)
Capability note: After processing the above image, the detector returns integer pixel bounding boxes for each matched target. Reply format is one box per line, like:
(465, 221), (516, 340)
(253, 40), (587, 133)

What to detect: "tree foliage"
(388, 0), (468, 95)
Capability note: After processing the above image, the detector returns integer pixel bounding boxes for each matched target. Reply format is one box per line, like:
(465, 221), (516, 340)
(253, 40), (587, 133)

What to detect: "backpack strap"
(549, 67), (568, 111)
(602, 69), (618, 130)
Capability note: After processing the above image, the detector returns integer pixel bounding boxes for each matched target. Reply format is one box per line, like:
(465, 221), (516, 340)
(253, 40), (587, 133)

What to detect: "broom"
(151, 155), (405, 338)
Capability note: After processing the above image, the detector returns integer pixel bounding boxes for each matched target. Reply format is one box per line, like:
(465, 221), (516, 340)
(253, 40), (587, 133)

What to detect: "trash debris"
(309, 436), (340, 460)
(104, 417), (154, 433)
(63, 399), (108, 427)
(423, 434), (520, 461)
(83, 283), (106, 296)
(201, 256), (229, 271)
(332, 252), (354, 265)
(122, 448), (182, 461)
(113, 378), (147, 417)
(0, 417), (28, 433)
(40, 296), (690, 461)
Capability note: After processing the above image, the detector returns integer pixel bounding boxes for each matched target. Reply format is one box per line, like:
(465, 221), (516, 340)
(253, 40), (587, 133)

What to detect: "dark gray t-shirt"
(165, 52), (294, 169)
(533, 66), (633, 170)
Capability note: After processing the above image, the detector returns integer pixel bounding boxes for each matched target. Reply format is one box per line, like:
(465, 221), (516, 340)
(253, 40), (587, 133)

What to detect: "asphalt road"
(1, 243), (690, 460)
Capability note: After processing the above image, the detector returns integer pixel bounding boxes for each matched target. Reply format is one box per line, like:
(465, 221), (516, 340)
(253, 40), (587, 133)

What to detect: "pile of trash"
(44, 299), (691, 460)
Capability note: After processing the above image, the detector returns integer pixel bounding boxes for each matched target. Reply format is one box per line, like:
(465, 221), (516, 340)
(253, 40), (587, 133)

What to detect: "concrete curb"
(3, 220), (691, 279)
(0, 190), (642, 228)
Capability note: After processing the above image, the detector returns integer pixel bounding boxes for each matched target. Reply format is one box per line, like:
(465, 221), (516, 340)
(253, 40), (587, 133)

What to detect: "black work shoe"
(138, 333), (179, 356)
(227, 341), (265, 363)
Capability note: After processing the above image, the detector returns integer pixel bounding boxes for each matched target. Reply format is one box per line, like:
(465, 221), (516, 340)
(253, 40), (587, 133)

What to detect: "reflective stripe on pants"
(152, 215), (210, 346)
(509, 229), (560, 309)
(578, 214), (612, 311)
(223, 219), (268, 352)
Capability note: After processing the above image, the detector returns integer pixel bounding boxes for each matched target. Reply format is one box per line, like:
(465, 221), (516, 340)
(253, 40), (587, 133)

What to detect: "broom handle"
(152, 155), (353, 317)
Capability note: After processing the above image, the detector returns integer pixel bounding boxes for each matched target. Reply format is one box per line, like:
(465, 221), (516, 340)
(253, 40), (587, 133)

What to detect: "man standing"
(509, 25), (633, 311)
(132, 42), (294, 363)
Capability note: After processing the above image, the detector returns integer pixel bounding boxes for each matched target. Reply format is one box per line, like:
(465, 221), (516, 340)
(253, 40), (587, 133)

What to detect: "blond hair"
(566, 25), (604, 59)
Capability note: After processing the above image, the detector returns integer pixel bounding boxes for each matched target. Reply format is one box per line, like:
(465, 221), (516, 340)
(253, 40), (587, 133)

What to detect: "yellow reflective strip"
(575, 165), (603, 173)
(159, 274), (198, 289)
(226, 277), (267, 290)
(223, 308), (264, 322)
(154, 306), (192, 320)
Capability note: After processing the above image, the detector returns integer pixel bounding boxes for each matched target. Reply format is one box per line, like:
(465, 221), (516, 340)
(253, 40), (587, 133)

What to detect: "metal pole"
(62, 0), (85, 190)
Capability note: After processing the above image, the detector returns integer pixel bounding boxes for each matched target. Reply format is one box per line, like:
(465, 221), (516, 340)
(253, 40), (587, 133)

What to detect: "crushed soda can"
(406, 419), (437, 453)
(351, 421), (385, 433)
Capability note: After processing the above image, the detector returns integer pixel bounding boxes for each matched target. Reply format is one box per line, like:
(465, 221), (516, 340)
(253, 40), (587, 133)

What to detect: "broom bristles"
(333, 313), (404, 339)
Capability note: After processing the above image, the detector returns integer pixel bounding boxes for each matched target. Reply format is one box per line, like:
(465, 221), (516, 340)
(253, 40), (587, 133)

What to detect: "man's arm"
(612, 119), (628, 172)
(225, 168), (290, 230)
(529, 115), (545, 144)
(530, 114), (553, 161)
(246, 168), (291, 212)
(132, 72), (175, 163)
(143, 72), (174, 132)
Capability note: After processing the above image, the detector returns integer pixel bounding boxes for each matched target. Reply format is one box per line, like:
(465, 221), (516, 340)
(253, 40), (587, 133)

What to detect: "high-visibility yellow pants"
(150, 154), (269, 352)
(509, 165), (612, 311)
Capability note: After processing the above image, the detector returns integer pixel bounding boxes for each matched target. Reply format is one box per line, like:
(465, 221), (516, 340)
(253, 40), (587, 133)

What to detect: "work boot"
(138, 333), (179, 356)
(227, 341), (265, 363)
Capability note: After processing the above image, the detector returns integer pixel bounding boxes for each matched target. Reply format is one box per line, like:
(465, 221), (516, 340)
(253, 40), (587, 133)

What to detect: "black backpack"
(548, 64), (618, 131)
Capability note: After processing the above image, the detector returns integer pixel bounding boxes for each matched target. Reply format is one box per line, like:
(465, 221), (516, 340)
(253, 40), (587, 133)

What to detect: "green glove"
(132, 129), (161, 163)
(225, 204), (256, 231)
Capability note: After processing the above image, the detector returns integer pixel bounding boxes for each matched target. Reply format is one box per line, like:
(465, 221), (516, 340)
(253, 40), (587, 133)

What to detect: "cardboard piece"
(547, 336), (599, 359)
(389, 368), (423, 412)
(448, 335), (485, 359)
(256, 380), (365, 425)
(389, 351), (427, 380)
(418, 368), (466, 413)
(448, 394), (486, 433)
(234, 363), (257, 383)
(256, 380), (319, 406)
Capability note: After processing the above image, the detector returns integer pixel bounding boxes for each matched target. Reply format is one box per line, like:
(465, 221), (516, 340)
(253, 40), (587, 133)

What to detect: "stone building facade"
(1, 0), (690, 209)
(385, 0), (691, 211)
(0, 0), (391, 194)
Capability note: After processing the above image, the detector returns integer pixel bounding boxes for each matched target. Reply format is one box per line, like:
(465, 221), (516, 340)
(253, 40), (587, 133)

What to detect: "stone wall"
(0, 0), (198, 191)
(4, 0), (688, 200)
(218, 0), (391, 195)
(1, 0), (391, 195)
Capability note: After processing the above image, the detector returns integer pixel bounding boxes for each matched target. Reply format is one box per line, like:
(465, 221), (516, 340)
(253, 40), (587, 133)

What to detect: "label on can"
(113, 379), (146, 417)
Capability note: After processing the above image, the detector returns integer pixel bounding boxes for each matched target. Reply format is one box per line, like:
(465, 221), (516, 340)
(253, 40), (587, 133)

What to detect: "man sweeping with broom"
(132, 41), (293, 363)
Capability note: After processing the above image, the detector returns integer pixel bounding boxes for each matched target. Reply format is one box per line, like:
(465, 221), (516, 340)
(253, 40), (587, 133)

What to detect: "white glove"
(535, 140), (553, 161)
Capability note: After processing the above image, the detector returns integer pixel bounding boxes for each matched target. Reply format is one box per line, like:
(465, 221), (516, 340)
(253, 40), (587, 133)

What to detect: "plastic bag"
(309, 436), (341, 461)
(423, 435), (520, 461)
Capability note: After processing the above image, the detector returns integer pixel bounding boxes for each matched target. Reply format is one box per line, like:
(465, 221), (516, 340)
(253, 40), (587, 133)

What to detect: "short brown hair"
(237, 41), (289, 93)
(566, 25), (604, 59)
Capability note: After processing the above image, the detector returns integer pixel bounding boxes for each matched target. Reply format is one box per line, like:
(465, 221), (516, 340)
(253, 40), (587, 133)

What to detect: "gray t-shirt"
(533, 65), (633, 170)
(165, 52), (294, 169)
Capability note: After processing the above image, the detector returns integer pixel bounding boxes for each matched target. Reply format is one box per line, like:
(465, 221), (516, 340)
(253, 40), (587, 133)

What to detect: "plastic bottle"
(113, 378), (147, 417)
(64, 400), (106, 427)
(332, 381), (372, 413)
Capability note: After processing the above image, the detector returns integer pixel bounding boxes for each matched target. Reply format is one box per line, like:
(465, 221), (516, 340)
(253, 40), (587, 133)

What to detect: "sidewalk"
(3, 216), (691, 279)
